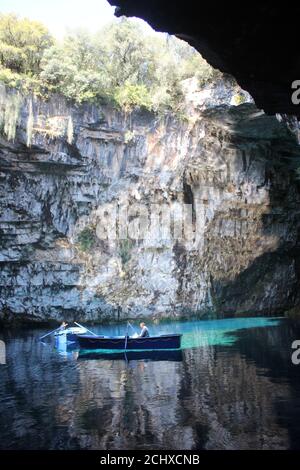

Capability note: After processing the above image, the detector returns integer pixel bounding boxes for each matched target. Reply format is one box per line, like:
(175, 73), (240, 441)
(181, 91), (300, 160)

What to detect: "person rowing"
(139, 322), (149, 338)
(59, 321), (68, 330)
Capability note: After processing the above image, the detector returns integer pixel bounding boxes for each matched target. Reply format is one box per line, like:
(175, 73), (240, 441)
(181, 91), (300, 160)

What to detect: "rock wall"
(0, 80), (300, 323)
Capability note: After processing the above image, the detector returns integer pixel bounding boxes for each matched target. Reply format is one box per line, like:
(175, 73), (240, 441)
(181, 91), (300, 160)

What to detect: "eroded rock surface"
(0, 80), (299, 323)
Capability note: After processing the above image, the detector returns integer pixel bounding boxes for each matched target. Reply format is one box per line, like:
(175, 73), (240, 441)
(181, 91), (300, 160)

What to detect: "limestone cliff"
(0, 79), (299, 324)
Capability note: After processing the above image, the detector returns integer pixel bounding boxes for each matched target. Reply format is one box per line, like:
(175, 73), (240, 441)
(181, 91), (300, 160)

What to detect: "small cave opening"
(183, 180), (196, 225)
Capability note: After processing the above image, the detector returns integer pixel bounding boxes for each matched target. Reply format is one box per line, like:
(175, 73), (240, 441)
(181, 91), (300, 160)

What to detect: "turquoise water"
(74, 316), (282, 355)
(179, 316), (282, 348)
(1, 315), (300, 450)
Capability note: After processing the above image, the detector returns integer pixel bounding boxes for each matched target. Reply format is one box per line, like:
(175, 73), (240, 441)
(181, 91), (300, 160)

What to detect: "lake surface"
(1, 316), (300, 450)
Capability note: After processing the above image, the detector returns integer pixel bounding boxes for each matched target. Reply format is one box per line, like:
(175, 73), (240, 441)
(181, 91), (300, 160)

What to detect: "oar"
(124, 322), (129, 364)
(124, 322), (129, 350)
(74, 322), (97, 336)
(40, 326), (62, 340)
(128, 321), (138, 335)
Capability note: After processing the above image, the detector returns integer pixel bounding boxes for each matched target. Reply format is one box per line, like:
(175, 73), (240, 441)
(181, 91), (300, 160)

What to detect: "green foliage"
(0, 67), (24, 88)
(0, 13), (53, 75)
(77, 226), (96, 252)
(62, 70), (108, 104)
(0, 14), (220, 113)
(114, 83), (151, 113)
(39, 37), (110, 104)
(98, 19), (155, 89)
(119, 238), (133, 267)
(0, 67), (44, 96)
(40, 47), (76, 87)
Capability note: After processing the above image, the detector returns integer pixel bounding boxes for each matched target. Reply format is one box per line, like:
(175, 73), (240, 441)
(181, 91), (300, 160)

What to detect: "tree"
(40, 37), (109, 103)
(40, 46), (76, 87)
(61, 29), (103, 71)
(97, 18), (156, 89)
(0, 14), (221, 111)
(0, 14), (53, 75)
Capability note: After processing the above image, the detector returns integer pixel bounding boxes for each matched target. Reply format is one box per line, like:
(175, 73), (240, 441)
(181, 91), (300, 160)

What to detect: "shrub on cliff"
(114, 83), (151, 113)
(77, 226), (96, 252)
(119, 239), (134, 267)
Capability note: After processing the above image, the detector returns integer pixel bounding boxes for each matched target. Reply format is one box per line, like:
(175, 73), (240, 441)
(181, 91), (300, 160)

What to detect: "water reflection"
(0, 317), (300, 449)
(78, 349), (183, 362)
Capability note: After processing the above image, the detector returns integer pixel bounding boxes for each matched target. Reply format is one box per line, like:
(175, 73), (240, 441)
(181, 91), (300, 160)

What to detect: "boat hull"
(77, 334), (182, 350)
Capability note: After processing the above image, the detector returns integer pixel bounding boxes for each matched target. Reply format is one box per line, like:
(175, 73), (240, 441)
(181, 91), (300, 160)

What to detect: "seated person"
(60, 321), (68, 330)
(139, 322), (149, 338)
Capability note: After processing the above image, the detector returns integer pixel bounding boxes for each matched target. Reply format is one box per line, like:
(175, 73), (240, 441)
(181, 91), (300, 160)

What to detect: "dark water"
(1, 316), (300, 450)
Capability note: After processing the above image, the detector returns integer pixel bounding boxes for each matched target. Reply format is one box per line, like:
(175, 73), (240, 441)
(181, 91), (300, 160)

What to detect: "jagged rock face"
(109, 0), (300, 118)
(0, 82), (300, 323)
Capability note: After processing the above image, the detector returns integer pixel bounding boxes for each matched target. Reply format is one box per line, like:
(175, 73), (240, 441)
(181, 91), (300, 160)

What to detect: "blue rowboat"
(77, 333), (182, 350)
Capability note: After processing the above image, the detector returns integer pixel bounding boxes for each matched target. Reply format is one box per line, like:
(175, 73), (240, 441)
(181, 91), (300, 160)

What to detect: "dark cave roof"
(108, 1), (300, 118)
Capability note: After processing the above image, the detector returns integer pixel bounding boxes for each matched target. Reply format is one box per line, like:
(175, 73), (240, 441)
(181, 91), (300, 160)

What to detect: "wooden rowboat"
(77, 333), (182, 350)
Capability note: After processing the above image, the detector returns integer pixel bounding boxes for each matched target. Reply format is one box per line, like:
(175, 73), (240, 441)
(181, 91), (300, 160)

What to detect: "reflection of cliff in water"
(62, 322), (297, 450)
(0, 334), (82, 449)
(72, 345), (290, 449)
(0, 320), (300, 449)
(78, 349), (183, 362)
(230, 320), (300, 449)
